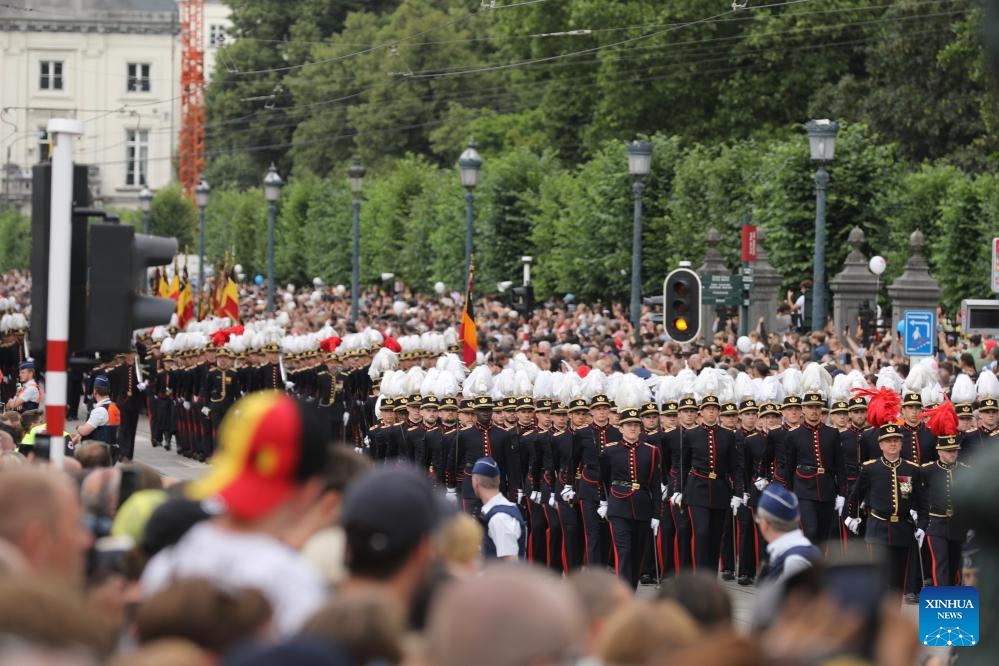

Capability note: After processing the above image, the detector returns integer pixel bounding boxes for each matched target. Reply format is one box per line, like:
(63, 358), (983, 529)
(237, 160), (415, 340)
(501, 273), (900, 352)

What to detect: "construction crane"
(178, 0), (205, 199)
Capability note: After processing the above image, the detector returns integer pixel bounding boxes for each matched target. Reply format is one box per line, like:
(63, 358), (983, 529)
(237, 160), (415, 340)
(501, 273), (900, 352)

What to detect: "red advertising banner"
(741, 224), (758, 262)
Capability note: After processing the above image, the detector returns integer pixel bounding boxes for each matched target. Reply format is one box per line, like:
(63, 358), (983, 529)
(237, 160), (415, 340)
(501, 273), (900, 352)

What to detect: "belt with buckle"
(870, 511), (899, 523)
(930, 511), (954, 519)
(611, 481), (642, 490)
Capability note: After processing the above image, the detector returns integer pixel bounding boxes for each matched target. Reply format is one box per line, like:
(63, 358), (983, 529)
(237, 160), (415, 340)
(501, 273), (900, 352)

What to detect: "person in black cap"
(110, 349), (146, 462)
(472, 456), (525, 561)
(845, 423), (928, 599)
(201, 348), (240, 461)
(6, 360), (40, 412)
(682, 396), (744, 575)
(921, 434), (970, 587)
(959, 396), (998, 457)
(781, 393), (846, 546)
(71, 375), (121, 459)
(898, 391), (935, 603)
(572, 394), (620, 568)
(450, 399), (510, 518)
(553, 401), (583, 572)
(598, 407), (662, 588)
(661, 397), (698, 573)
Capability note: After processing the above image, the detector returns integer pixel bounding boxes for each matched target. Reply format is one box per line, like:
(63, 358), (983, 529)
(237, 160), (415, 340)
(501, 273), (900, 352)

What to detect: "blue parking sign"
(903, 310), (935, 357)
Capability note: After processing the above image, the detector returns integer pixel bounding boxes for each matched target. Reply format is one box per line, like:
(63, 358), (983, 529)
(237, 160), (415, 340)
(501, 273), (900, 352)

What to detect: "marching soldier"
(845, 423), (928, 598)
(110, 350), (145, 462)
(425, 396), (459, 487)
(411, 395), (440, 479)
(571, 393), (620, 568)
(661, 397), (697, 573)
(682, 395), (744, 575)
(899, 391), (935, 603)
(599, 406), (662, 588)
(638, 401), (666, 584)
(533, 398), (562, 573)
(315, 352), (340, 442)
(201, 347), (239, 458)
(451, 397), (511, 517)
(736, 398), (765, 585)
(782, 391), (846, 545)
(921, 434), (970, 587)
(554, 400), (583, 572)
(959, 396), (998, 458)
(767, 395), (803, 488)
(719, 401), (740, 580)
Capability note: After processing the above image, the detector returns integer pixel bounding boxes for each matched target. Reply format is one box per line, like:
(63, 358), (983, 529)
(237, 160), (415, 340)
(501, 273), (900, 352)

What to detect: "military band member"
(202, 347), (239, 458)
(767, 396), (803, 488)
(899, 392), (936, 602)
(661, 397), (697, 573)
(638, 401), (666, 583)
(736, 399), (765, 585)
(845, 424), (928, 597)
(959, 397), (998, 458)
(451, 398), (511, 517)
(554, 400), (583, 572)
(571, 393), (620, 568)
(533, 398), (562, 573)
(425, 396), (459, 487)
(921, 434), (969, 587)
(599, 407), (662, 588)
(719, 401), (741, 580)
(110, 350), (145, 462)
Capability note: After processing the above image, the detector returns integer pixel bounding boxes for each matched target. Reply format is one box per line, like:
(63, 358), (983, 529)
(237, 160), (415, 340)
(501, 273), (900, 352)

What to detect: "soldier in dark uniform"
(202, 347), (239, 458)
(638, 401), (666, 584)
(411, 395), (440, 479)
(259, 345), (283, 391)
(767, 395), (803, 488)
(661, 397), (697, 573)
(315, 352), (340, 442)
(899, 392), (936, 603)
(719, 401), (741, 580)
(599, 407), (662, 588)
(554, 400), (583, 572)
(533, 398), (561, 573)
(837, 398), (870, 544)
(736, 399), (765, 585)
(921, 434), (970, 587)
(451, 397), (510, 517)
(192, 346), (212, 461)
(845, 423), (928, 598)
(683, 395), (744, 575)
(516, 396), (546, 565)
(572, 393), (620, 568)
(782, 392), (846, 546)
(959, 397), (998, 458)
(425, 396), (459, 487)
(109, 350), (144, 462)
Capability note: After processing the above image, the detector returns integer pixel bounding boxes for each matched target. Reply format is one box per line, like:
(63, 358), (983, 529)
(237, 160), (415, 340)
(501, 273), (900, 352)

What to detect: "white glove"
(661, 483), (669, 502)
(910, 509), (918, 523)
(445, 488), (458, 504)
(915, 528), (926, 548)
(530, 491), (541, 504)
(183, 400), (191, 410)
(844, 516), (861, 534)
(363, 436), (370, 447)
(342, 412), (350, 426)
(560, 485), (575, 502)
(835, 495), (845, 514)
(597, 501), (608, 520)
(743, 492), (750, 505)
(137, 381), (148, 392)
(730, 495), (744, 515)
(354, 446), (363, 455)
(671, 492), (683, 507)
(548, 494), (556, 508)
(651, 518), (660, 536)
(201, 406), (210, 418)
(754, 477), (769, 491)
(516, 490), (524, 504)
(285, 381), (295, 391)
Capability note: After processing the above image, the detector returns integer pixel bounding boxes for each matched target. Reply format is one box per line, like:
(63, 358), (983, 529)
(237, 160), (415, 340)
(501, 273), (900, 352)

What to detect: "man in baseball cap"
(142, 391), (330, 637)
(756, 485), (820, 584)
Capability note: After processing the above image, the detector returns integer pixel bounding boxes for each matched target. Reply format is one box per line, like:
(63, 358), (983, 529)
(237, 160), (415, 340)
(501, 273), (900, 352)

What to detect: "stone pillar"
(747, 226), (783, 337)
(698, 227), (729, 341)
(830, 227), (877, 339)
(886, 230), (942, 334)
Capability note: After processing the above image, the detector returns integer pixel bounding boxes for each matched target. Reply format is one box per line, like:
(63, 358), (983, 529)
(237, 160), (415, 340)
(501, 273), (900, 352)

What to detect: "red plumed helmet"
(852, 386), (901, 428)
(382, 336), (402, 353)
(319, 336), (341, 353)
(922, 397), (958, 438)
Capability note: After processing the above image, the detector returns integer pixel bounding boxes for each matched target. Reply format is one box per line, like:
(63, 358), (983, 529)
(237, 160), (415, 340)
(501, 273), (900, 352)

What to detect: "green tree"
(0, 207), (30, 271)
(149, 185), (197, 252)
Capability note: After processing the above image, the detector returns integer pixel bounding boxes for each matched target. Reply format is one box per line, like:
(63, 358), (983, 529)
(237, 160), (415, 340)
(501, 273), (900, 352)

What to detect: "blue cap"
(18, 360), (33, 371)
(472, 456), (500, 478)
(93, 374), (110, 390)
(758, 484), (800, 523)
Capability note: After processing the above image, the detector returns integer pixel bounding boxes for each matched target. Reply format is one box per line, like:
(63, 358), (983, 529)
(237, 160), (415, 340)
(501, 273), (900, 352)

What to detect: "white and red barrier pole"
(44, 118), (83, 469)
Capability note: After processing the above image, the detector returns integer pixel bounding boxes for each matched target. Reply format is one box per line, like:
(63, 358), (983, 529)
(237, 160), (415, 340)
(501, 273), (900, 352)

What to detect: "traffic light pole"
(43, 119), (84, 469)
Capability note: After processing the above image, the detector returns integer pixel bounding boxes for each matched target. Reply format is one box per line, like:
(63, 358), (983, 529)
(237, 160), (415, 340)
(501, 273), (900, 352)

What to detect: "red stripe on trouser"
(608, 519), (621, 576)
(579, 500), (591, 566)
(670, 504), (680, 573)
(558, 504), (569, 573)
(687, 506), (696, 574)
(927, 536), (939, 587)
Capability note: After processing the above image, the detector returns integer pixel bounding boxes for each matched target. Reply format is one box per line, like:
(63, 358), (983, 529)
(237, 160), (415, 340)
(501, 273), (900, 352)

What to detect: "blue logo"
(919, 587), (979, 647)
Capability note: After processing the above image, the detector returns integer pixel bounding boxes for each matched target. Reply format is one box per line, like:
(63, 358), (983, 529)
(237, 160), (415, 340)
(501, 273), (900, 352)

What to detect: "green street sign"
(700, 273), (743, 307)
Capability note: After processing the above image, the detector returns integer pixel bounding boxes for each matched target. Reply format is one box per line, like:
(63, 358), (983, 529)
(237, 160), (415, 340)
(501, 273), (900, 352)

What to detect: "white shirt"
(482, 493), (522, 559)
(141, 521), (326, 637)
(86, 399), (112, 428)
(17, 379), (39, 404)
(765, 528), (815, 582)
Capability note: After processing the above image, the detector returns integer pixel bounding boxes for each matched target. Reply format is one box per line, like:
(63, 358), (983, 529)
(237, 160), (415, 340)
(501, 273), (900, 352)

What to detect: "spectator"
(300, 592), (405, 665)
(141, 392), (329, 637)
(567, 569), (633, 653)
(427, 566), (584, 666)
(76, 441), (114, 468)
(0, 467), (92, 582)
(658, 574), (733, 632)
(436, 512), (484, 579)
(594, 600), (700, 664)
(339, 464), (450, 620)
(110, 639), (211, 666)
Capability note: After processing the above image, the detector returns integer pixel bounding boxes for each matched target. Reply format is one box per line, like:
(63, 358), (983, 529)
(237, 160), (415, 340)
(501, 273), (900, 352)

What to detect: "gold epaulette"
(459, 425), (472, 431)
(921, 461), (935, 468)
(862, 459), (877, 466)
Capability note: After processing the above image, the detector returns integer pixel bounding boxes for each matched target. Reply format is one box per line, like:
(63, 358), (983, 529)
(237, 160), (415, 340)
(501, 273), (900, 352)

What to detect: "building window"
(127, 63), (151, 93)
(37, 129), (49, 162)
(209, 24), (226, 47)
(39, 61), (63, 90)
(125, 129), (149, 187)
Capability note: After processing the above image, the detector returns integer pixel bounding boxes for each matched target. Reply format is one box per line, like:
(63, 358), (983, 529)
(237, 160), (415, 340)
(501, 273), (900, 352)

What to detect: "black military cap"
(662, 401), (679, 416)
(901, 392), (922, 408)
(848, 397), (868, 412)
(677, 397), (698, 412)
(473, 396), (494, 410)
(698, 395), (720, 410)
(589, 393), (611, 408)
(568, 398), (589, 413)
(739, 399), (758, 414)
(515, 397), (535, 411)
(721, 402), (738, 416)
(535, 399), (553, 413)
(801, 392), (825, 407)
(617, 408), (641, 425)
(759, 402), (781, 417)
(829, 400), (849, 415)
(439, 396), (459, 411)
(936, 435), (960, 451)
(782, 395), (802, 408)
(551, 401), (569, 415)
(977, 397), (999, 412)
(381, 397), (396, 411)
(639, 402), (659, 417)
(421, 395), (440, 408)
(878, 423), (903, 442)
(955, 403), (974, 418)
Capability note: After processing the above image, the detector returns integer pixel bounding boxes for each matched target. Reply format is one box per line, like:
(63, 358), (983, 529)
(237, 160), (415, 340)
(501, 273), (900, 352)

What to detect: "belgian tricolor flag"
(459, 260), (477, 366)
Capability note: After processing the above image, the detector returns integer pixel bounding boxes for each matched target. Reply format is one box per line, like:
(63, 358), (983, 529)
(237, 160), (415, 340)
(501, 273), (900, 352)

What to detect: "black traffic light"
(85, 224), (177, 352)
(511, 285), (535, 319)
(663, 268), (701, 344)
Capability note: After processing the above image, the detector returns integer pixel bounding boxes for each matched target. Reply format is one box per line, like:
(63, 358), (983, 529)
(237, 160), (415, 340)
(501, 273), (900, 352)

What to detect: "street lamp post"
(195, 177), (210, 305)
(458, 138), (482, 288)
(139, 184), (153, 293)
(348, 157), (366, 325)
(263, 163), (283, 313)
(626, 140), (653, 347)
(805, 119), (839, 333)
